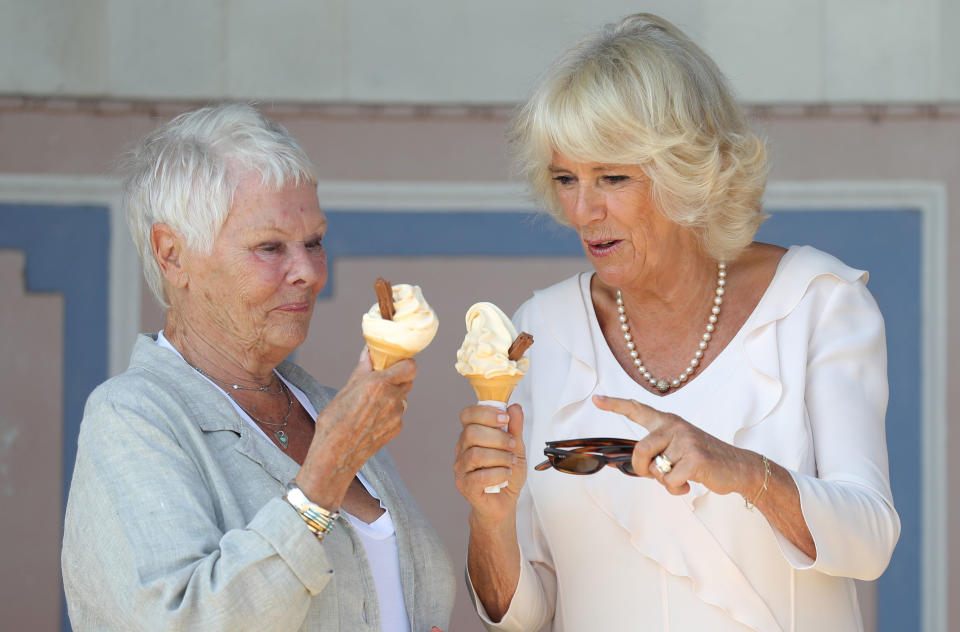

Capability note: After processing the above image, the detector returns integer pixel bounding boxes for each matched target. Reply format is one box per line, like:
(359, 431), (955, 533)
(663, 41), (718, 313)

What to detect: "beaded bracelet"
(745, 455), (770, 511)
(284, 481), (340, 541)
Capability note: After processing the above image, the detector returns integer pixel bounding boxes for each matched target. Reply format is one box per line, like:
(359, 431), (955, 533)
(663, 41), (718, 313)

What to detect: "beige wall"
(0, 250), (63, 631)
(1, 100), (955, 629)
(2, 0), (956, 103)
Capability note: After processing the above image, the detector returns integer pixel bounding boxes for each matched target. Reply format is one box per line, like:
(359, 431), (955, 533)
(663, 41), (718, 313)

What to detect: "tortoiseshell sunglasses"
(534, 437), (639, 477)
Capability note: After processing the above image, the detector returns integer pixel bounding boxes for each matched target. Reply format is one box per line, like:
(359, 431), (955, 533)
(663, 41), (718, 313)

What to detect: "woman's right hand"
(296, 349), (416, 506)
(453, 403), (527, 529)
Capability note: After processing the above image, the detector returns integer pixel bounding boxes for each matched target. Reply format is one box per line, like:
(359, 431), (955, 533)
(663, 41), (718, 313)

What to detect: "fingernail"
(508, 437), (517, 448)
(497, 413), (509, 423)
(511, 454), (518, 464)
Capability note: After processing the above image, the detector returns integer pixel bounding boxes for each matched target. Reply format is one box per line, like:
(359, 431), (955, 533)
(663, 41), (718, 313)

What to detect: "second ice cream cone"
(468, 373), (522, 403)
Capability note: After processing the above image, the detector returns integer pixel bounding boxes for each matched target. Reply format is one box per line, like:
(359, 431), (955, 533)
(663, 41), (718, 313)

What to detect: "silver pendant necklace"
(229, 380), (294, 449)
(617, 262), (726, 393)
(191, 365), (284, 395)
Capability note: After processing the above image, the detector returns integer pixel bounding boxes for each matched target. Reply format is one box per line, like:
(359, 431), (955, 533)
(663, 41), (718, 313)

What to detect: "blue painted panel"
(0, 202), (111, 632)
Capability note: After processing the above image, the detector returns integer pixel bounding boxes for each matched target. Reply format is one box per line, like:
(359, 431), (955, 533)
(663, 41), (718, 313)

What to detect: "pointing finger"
(592, 395), (662, 430)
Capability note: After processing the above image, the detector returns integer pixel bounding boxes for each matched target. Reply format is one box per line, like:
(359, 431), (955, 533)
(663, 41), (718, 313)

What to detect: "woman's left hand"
(592, 394), (762, 497)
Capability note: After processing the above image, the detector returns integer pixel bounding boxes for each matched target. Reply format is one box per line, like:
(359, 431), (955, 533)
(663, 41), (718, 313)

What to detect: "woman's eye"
(306, 238), (324, 250)
(603, 175), (629, 184)
(552, 175), (575, 185)
(258, 243), (281, 253)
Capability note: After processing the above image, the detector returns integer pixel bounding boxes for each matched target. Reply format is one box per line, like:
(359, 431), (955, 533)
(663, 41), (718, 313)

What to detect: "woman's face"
(182, 174), (327, 360)
(549, 151), (695, 289)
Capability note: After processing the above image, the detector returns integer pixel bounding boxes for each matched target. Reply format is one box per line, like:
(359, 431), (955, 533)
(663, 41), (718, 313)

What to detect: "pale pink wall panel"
(0, 250), (64, 631)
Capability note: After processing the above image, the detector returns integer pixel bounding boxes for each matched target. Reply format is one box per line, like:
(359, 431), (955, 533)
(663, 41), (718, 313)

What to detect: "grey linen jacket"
(62, 334), (455, 631)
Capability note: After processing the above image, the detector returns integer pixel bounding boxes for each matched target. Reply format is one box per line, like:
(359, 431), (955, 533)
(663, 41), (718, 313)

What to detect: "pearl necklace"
(617, 262), (726, 393)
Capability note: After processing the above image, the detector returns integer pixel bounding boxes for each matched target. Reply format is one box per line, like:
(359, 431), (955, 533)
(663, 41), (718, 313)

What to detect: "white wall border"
(0, 174), (138, 377)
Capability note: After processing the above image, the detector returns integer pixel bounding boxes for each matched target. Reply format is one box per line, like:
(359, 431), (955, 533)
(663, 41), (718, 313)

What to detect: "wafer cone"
(468, 373), (523, 403)
(364, 336), (416, 370)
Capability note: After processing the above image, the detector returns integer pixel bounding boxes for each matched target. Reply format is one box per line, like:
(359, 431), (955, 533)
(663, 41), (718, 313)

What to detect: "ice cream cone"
(364, 336), (416, 370)
(468, 373), (523, 404)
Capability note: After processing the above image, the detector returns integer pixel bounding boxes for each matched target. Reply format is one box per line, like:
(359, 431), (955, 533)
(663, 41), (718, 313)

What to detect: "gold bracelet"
(745, 455), (770, 511)
(284, 481), (340, 541)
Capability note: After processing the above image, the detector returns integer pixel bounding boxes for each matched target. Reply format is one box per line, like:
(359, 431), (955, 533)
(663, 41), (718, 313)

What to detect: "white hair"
(120, 103), (318, 307)
(509, 13), (769, 262)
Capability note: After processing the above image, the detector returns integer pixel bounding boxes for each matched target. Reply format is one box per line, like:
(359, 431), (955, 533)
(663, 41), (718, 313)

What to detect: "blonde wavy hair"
(509, 13), (768, 263)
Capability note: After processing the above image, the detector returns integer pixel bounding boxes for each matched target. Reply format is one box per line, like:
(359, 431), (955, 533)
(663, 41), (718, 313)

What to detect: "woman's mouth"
(276, 301), (311, 313)
(585, 239), (622, 257)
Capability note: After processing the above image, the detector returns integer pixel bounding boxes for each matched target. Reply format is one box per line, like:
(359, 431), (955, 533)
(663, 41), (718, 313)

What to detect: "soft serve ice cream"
(455, 302), (530, 380)
(455, 302), (533, 493)
(362, 281), (439, 370)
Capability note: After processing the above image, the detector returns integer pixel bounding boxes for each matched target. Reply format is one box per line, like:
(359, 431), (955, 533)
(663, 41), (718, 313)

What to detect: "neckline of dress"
(581, 248), (793, 400)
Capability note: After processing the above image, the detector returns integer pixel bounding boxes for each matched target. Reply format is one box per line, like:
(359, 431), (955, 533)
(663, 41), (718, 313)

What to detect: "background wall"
(0, 1), (956, 630)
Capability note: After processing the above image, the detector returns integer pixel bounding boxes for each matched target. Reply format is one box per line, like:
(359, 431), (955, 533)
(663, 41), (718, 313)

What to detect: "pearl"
(615, 261), (725, 393)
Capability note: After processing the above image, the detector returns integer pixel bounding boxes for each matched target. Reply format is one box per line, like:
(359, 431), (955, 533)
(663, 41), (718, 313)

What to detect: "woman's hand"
(592, 395), (760, 497)
(296, 349), (416, 507)
(593, 394), (816, 558)
(455, 403), (527, 621)
(453, 403), (526, 529)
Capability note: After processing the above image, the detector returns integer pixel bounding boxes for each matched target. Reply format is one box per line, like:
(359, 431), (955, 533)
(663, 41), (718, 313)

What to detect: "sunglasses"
(535, 437), (639, 477)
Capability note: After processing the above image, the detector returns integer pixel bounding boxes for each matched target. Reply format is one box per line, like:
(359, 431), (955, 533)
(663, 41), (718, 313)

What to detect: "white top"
(469, 245), (900, 632)
(155, 332), (410, 632)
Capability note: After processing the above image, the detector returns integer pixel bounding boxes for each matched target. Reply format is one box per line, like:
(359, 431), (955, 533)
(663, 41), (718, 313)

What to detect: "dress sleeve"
(61, 388), (334, 631)
(466, 300), (558, 631)
(775, 277), (901, 579)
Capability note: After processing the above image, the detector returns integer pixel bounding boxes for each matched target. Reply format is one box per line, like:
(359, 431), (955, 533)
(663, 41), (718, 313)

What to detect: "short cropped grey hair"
(120, 103), (318, 307)
(509, 13), (768, 263)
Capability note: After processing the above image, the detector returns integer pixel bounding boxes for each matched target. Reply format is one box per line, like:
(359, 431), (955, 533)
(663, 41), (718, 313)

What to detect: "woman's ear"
(150, 223), (189, 289)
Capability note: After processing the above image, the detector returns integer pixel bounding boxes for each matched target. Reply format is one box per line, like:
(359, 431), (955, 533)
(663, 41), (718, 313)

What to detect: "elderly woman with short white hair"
(453, 13), (900, 631)
(62, 103), (454, 631)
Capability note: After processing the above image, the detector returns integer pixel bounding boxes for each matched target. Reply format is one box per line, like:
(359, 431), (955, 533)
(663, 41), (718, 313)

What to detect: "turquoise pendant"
(275, 429), (289, 450)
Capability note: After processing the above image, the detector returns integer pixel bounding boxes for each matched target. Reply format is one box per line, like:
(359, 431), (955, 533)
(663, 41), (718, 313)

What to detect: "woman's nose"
(286, 243), (325, 286)
(569, 185), (604, 224)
